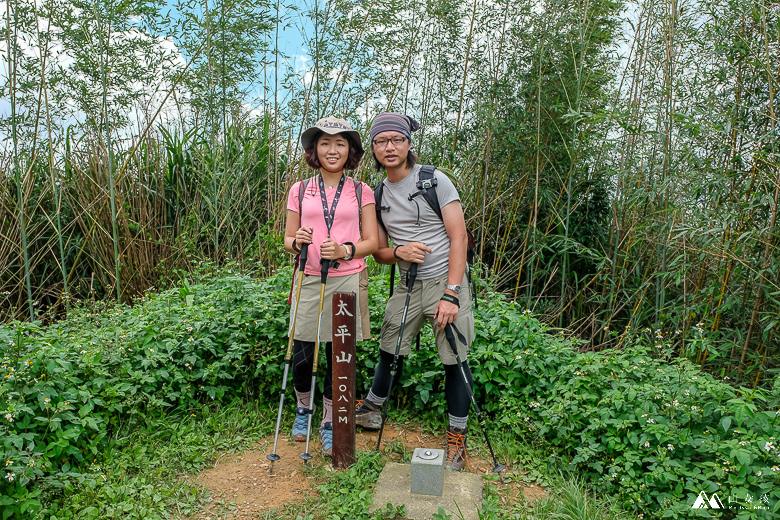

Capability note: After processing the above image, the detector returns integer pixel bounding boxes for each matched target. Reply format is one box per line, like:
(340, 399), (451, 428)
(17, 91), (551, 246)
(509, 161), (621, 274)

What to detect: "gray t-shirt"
(379, 164), (460, 280)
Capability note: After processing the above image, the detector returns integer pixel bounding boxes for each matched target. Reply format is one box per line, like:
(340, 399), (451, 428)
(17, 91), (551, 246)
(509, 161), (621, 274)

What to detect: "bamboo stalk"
(451, 0), (478, 153)
(560, 0), (591, 326)
(495, 165), (529, 277)
(5, 0), (33, 320)
(384, 17), (426, 111)
(94, 0), (122, 301)
(36, 9), (69, 313)
(741, 9), (778, 366)
(478, 129), (491, 260)
(655, 0), (678, 322)
(605, 0), (652, 340)
(527, 24), (546, 308)
(321, 7), (373, 114)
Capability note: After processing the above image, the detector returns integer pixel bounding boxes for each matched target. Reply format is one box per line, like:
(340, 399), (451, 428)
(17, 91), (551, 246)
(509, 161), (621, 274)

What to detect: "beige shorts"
(290, 269), (370, 342)
(379, 273), (473, 364)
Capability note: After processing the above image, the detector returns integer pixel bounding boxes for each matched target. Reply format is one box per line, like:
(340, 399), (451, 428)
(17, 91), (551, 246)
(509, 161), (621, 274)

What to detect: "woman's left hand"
(320, 238), (347, 260)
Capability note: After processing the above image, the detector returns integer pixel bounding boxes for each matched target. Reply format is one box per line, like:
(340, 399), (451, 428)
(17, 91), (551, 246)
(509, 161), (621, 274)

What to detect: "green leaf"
(721, 417), (731, 432)
(735, 406), (748, 426)
(19, 500), (41, 513)
(735, 451), (751, 465)
(79, 401), (94, 418)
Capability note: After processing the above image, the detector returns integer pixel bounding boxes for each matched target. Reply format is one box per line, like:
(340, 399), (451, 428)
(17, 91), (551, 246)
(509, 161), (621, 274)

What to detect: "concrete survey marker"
(411, 448), (444, 496)
(371, 462), (484, 520)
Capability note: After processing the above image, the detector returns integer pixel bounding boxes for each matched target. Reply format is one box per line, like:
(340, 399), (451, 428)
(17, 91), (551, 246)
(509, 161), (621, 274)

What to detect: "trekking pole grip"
(406, 262), (418, 287)
(320, 258), (329, 284)
(444, 323), (455, 350)
(299, 242), (309, 264)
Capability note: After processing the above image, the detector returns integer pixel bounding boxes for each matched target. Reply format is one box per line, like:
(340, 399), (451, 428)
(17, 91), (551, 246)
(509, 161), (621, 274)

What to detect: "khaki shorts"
(379, 273), (473, 364)
(290, 269), (370, 342)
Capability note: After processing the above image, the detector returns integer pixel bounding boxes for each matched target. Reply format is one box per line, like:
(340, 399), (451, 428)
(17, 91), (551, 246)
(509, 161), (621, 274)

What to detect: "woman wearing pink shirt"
(283, 117), (378, 456)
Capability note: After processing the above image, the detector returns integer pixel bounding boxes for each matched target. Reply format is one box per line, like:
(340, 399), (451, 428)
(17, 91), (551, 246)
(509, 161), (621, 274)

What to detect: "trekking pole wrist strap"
(292, 239), (301, 253)
(393, 245), (401, 260)
(440, 293), (460, 307)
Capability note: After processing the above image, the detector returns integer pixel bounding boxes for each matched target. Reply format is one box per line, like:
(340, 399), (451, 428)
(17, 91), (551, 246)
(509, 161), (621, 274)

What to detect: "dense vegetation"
(2, 0), (779, 387)
(0, 267), (778, 518)
(2, 0), (779, 516)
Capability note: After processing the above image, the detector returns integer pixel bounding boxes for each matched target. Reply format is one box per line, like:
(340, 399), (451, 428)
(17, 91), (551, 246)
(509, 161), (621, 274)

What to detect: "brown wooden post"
(332, 292), (356, 468)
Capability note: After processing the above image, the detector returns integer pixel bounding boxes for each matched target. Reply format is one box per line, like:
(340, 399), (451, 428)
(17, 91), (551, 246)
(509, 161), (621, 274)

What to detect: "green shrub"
(0, 269), (294, 518)
(1, 268), (779, 519)
(484, 302), (780, 519)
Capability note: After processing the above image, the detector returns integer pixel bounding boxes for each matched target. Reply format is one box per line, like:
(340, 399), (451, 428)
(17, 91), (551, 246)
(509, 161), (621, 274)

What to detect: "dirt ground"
(182, 424), (545, 519)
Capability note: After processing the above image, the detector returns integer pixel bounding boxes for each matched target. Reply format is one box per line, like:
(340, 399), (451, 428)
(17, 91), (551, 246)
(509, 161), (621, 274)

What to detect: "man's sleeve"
(435, 171), (460, 208)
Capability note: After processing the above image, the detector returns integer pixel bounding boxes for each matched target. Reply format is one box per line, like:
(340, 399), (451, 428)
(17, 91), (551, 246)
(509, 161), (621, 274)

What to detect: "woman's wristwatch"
(342, 242), (356, 261)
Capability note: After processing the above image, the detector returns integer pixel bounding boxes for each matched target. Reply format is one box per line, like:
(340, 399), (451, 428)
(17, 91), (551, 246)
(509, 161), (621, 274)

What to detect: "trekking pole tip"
(492, 463), (506, 484)
(266, 453), (280, 474)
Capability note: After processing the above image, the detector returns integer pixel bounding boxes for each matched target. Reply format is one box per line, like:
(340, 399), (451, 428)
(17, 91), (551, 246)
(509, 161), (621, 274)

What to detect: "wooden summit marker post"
(332, 292), (356, 468)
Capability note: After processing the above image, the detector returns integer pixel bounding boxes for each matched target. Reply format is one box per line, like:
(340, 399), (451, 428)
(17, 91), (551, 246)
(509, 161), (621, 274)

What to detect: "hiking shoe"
(292, 407), (308, 442)
(444, 426), (469, 472)
(320, 422), (333, 457)
(355, 398), (382, 430)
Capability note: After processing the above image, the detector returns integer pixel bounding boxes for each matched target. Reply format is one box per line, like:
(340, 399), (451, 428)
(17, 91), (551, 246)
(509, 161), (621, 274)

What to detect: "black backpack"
(374, 165), (477, 307)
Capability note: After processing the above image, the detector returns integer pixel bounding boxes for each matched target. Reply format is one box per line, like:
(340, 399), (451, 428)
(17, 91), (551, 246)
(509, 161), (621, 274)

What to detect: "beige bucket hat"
(300, 116), (365, 159)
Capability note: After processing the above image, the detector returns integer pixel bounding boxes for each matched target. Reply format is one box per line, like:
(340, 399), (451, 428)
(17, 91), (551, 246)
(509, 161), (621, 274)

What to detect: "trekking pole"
(300, 258), (330, 465)
(267, 244), (309, 474)
(375, 262), (418, 454)
(444, 323), (505, 479)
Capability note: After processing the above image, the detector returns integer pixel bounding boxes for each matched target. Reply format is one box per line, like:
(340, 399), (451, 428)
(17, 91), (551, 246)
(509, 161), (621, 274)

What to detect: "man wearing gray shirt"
(355, 112), (475, 472)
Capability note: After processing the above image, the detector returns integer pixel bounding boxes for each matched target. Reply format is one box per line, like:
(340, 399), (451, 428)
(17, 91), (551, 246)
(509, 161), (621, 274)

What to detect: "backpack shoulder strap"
(293, 177), (313, 274)
(298, 177), (313, 217)
(354, 178), (363, 236)
(354, 178), (362, 208)
(372, 178), (393, 295)
(417, 165), (442, 221)
(374, 179), (387, 233)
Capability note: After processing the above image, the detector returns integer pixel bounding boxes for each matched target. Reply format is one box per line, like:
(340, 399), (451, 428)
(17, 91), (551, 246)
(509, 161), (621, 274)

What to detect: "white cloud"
(0, 2), (192, 144)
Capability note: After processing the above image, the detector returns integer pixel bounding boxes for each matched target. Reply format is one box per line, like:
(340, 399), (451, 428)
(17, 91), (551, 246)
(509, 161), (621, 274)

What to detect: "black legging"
(444, 362), (473, 418)
(369, 350), (473, 418)
(292, 340), (332, 400)
(368, 349), (405, 400)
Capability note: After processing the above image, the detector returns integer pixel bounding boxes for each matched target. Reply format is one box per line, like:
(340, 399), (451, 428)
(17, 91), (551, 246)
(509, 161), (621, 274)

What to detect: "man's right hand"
(395, 242), (432, 263)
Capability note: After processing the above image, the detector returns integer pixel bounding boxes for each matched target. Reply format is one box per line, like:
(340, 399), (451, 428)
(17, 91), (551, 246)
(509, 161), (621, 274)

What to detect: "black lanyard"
(318, 173), (346, 237)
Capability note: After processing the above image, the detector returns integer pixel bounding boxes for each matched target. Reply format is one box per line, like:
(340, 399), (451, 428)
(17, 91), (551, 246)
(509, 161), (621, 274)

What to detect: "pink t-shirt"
(287, 177), (375, 276)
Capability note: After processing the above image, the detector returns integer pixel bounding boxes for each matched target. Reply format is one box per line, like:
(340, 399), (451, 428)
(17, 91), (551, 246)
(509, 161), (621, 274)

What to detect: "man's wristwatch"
(446, 284), (461, 294)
